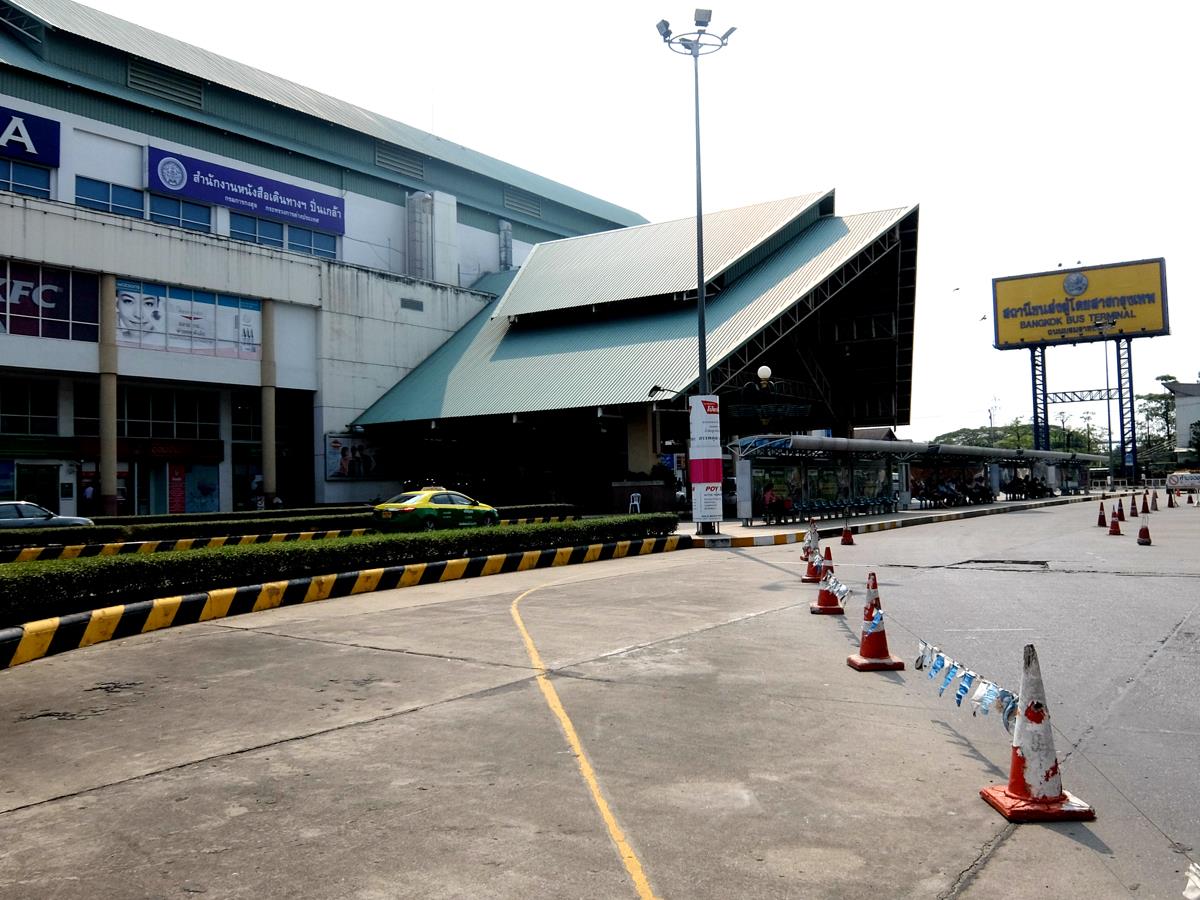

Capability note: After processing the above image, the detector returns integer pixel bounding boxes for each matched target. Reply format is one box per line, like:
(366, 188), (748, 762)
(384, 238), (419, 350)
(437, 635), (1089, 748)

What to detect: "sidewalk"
(683, 492), (1099, 547)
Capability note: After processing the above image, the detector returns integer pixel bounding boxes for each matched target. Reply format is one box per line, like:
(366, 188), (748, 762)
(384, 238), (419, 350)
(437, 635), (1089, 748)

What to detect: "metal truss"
(1116, 337), (1136, 476)
(1046, 389), (1119, 403)
(710, 228), (902, 412)
(1030, 346), (1050, 450)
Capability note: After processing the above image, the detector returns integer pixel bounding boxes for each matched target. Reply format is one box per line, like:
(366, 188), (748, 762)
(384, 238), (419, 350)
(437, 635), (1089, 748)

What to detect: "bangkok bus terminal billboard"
(992, 258), (1168, 350)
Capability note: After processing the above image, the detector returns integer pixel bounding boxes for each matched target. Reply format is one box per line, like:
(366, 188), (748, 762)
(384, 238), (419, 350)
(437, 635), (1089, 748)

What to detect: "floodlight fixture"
(656, 19), (672, 39)
(694, 8), (711, 27)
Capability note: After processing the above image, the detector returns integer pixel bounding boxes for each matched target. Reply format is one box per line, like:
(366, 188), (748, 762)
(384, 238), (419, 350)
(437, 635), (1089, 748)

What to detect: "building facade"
(0, 0), (643, 515)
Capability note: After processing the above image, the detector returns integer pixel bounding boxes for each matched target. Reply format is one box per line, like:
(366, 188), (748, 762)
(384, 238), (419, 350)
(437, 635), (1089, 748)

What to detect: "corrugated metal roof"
(356, 203), (916, 425)
(492, 193), (830, 318)
(5, 0), (646, 227)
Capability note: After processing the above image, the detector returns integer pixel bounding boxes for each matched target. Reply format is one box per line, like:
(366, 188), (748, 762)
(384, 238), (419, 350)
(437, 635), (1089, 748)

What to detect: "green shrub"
(93, 505), (371, 526)
(0, 513), (678, 627)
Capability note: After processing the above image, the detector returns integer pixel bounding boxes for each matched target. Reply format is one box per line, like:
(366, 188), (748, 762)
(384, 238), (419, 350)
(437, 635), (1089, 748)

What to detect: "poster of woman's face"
(116, 288), (166, 347)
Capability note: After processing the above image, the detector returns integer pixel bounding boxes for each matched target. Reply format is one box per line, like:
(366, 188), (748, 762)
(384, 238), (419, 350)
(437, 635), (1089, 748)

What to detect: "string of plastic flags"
(914, 641), (1021, 733)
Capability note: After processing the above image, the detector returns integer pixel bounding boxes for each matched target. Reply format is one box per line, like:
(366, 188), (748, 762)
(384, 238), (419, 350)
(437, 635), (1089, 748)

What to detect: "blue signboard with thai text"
(147, 146), (345, 234)
(0, 104), (60, 167)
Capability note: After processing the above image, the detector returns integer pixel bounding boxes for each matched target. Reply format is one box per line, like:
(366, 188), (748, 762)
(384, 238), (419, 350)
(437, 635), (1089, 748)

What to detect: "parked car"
(0, 501), (94, 528)
(373, 488), (498, 531)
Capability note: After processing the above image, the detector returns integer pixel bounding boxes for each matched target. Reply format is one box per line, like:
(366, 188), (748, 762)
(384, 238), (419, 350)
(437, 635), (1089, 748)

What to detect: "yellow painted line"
(552, 547), (574, 566)
(16, 547), (42, 562)
(441, 558), (470, 582)
(10, 617), (60, 667)
(200, 588), (237, 621)
(99, 543), (122, 556)
(143, 596), (183, 633)
(304, 574), (336, 603)
(510, 585), (659, 900)
(613, 540), (632, 558)
(208, 537), (228, 548)
(238, 535), (258, 546)
(519, 550), (542, 571)
(253, 581), (287, 612)
(399, 563), (427, 587)
(353, 569), (384, 594)
(175, 538), (195, 551)
(59, 545), (84, 560)
(268, 533), (287, 543)
(80, 605), (125, 647)
(480, 554), (506, 576)
(638, 539), (656, 555)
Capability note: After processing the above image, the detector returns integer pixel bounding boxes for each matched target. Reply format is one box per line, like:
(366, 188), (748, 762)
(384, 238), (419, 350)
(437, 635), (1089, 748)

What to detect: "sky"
(78, 0), (1200, 443)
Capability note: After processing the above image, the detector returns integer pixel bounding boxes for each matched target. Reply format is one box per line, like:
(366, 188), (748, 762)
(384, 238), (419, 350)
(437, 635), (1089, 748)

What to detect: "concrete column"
(98, 274), (119, 516)
(260, 301), (277, 503)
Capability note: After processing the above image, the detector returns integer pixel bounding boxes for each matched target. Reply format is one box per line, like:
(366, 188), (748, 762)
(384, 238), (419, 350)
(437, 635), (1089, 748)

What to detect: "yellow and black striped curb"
(498, 515), (576, 526)
(0, 534), (690, 671)
(0, 528), (370, 564)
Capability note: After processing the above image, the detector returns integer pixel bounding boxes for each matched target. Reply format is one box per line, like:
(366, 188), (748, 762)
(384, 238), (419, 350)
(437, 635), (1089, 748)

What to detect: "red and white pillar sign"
(689, 395), (723, 523)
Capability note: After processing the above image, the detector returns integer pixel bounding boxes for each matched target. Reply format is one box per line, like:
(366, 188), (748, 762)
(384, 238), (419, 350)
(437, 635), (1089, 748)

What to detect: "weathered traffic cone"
(1116, 498), (1126, 521)
(1096, 502), (1107, 527)
(1151, 490), (1159, 512)
(1136, 514), (1152, 546)
(810, 572), (846, 615)
(1141, 492), (1150, 514)
(821, 546), (834, 576)
(980, 644), (1095, 821)
(841, 522), (855, 545)
(847, 573), (904, 671)
(801, 545), (824, 583)
(1108, 510), (1122, 535)
(1168, 491), (1177, 509)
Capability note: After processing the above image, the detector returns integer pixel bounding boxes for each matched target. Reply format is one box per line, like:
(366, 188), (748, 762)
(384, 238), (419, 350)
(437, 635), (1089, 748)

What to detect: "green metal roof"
(492, 193), (832, 318)
(356, 203), (916, 425)
(2, 0), (647, 228)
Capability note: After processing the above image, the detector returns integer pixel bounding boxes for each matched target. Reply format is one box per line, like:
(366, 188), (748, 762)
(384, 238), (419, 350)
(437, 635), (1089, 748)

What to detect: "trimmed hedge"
(0, 513), (678, 627)
(92, 505), (372, 526)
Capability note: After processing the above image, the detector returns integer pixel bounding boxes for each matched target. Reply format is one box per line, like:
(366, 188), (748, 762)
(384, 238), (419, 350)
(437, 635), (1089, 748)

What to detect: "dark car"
(0, 501), (94, 528)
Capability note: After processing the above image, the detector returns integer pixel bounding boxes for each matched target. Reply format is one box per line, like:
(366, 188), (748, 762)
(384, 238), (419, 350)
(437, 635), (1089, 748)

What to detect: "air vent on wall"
(503, 187), (542, 219)
(128, 58), (204, 109)
(376, 143), (425, 180)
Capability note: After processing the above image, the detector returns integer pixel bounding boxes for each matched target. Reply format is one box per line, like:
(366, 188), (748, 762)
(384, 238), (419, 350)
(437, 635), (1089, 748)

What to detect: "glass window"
(230, 213), (284, 249)
(0, 379), (58, 435)
(0, 160), (52, 199)
(289, 227), (337, 259)
(75, 176), (144, 218)
(149, 194), (211, 232)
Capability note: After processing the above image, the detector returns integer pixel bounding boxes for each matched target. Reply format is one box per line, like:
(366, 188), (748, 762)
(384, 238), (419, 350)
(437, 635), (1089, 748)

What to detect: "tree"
(1136, 373), (1176, 447)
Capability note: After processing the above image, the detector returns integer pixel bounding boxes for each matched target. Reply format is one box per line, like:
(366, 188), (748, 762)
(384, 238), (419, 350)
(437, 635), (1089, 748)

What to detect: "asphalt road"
(1, 500), (1197, 899)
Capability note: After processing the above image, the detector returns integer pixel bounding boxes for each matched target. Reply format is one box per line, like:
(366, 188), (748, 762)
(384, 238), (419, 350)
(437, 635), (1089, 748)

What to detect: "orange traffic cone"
(841, 523), (855, 545)
(1096, 502), (1107, 527)
(1141, 492), (1150, 514)
(1137, 514), (1152, 546)
(847, 572), (904, 671)
(1151, 490), (1159, 512)
(1108, 511), (1122, 535)
(1168, 491), (1177, 509)
(1116, 498), (1126, 521)
(810, 572), (846, 615)
(980, 644), (1095, 822)
(821, 546), (834, 576)
(801, 545), (824, 583)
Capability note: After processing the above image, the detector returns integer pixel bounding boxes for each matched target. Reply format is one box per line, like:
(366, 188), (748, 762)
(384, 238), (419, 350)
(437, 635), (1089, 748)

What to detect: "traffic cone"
(1096, 502), (1107, 527)
(980, 644), (1095, 822)
(801, 545), (824, 583)
(1168, 491), (1177, 509)
(1108, 511), (1122, 535)
(1116, 498), (1125, 521)
(1136, 514), (1152, 546)
(841, 522), (855, 545)
(1140, 492), (1149, 514)
(810, 572), (846, 615)
(1189, 494), (1195, 505)
(821, 546), (834, 576)
(847, 573), (904, 671)
(1151, 490), (1159, 512)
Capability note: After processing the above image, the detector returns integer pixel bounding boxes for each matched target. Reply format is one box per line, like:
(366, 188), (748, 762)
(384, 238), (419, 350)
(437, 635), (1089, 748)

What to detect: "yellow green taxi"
(373, 487), (499, 531)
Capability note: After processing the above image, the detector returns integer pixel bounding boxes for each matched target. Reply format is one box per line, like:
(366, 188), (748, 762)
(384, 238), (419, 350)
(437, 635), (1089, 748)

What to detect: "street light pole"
(658, 11), (735, 534)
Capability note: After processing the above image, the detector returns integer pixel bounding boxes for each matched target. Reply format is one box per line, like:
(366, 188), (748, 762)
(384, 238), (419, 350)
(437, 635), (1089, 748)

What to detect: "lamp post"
(657, 10), (735, 534)
(1094, 316), (1117, 483)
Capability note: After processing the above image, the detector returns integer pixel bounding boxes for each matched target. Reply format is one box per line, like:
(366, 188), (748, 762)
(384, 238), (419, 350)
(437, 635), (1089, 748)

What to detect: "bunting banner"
(914, 641), (1020, 734)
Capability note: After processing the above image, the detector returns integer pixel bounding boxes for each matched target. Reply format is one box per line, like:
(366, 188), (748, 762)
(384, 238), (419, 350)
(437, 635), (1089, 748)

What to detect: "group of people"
(912, 475), (997, 508)
(999, 475), (1054, 500)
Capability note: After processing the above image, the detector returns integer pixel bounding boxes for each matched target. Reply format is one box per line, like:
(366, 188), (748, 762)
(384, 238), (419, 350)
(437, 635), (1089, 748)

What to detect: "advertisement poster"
(689, 395), (723, 523)
(168, 463), (186, 513)
(325, 434), (380, 481)
(117, 279), (261, 358)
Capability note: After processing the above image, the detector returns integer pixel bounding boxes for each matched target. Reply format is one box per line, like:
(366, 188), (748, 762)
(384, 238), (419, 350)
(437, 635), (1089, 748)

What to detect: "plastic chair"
(628, 492), (641, 513)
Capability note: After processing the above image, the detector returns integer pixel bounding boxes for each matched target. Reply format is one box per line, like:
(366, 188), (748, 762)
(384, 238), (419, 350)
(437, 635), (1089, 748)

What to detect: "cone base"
(810, 602), (845, 615)
(1137, 537), (1152, 546)
(840, 535), (855, 545)
(801, 575), (822, 584)
(847, 653), (904, 671)
(979, 785), (1095, 822)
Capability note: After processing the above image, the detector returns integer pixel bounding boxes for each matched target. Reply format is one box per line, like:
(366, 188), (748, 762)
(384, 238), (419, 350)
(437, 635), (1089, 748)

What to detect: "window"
(0, 378), (58, 435)
(230, 213), (283, 248)
(231, 390), (262, 443)
(230, 213), (335, 259)
(288, 226), (337, 259)
(0, 160), (51, 199)
(75, 176), (144, 218)
(149, 194), (211, 232)
(0, 261), (99, 342)
(92, 384), (222, 440)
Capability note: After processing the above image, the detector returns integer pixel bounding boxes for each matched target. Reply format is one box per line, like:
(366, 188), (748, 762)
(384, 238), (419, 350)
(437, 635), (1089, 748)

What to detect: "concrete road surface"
(1, 500), (1197, 899)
